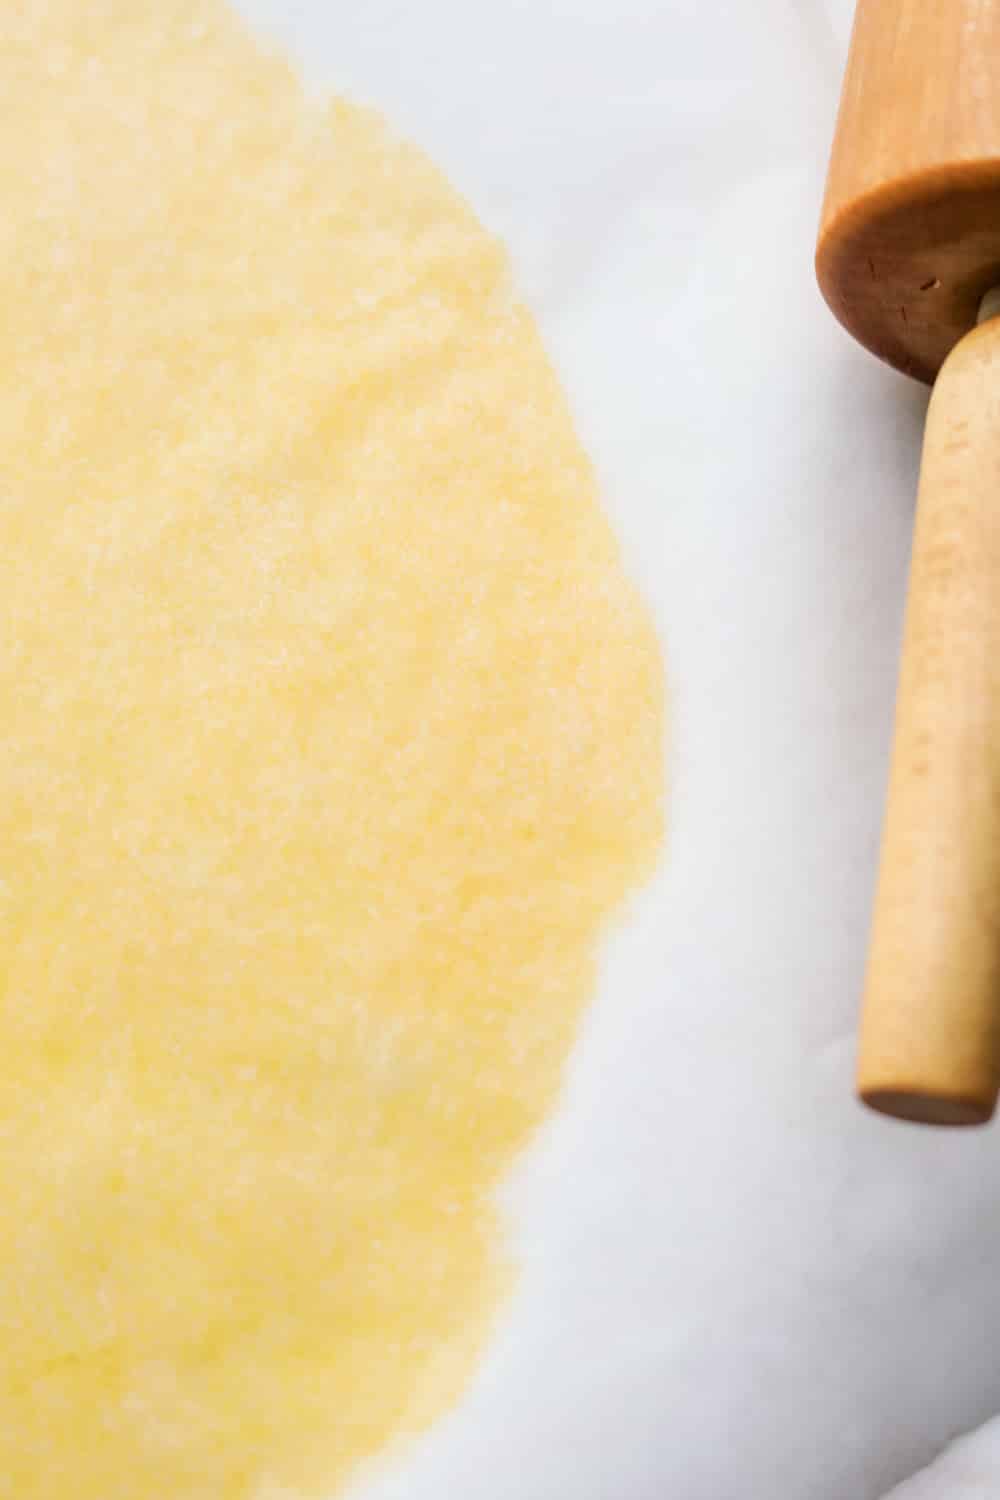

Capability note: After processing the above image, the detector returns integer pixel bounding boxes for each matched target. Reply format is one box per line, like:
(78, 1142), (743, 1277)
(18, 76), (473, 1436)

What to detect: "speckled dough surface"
(0, 3), (663, 1496)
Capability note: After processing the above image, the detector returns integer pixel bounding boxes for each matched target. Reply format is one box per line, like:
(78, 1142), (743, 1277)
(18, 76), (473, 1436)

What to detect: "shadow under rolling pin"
(818, 0), (1000, 1125)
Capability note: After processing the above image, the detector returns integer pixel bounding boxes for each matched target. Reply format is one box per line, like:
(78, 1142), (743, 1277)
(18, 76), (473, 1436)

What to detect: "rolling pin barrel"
(818, 0), (1000, 1123)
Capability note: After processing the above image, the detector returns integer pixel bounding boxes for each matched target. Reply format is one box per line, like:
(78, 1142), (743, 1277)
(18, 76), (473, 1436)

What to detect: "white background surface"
(232, 2), (1000, 1496)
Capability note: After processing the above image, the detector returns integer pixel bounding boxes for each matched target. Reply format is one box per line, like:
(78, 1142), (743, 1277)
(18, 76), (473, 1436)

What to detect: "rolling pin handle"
(859, 302), (1000, 1125)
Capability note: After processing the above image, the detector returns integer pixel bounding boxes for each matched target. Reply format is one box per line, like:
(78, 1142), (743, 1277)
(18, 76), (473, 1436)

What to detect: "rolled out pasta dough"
(0, 3), (664, 1496)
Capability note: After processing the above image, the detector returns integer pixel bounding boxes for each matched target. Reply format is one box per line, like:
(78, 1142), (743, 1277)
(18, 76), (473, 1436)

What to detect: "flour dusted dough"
(0, 3), (663, 1495)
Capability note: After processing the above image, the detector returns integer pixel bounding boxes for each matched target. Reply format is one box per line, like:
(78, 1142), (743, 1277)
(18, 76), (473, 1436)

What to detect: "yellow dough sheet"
(0, 2), (664, 1496)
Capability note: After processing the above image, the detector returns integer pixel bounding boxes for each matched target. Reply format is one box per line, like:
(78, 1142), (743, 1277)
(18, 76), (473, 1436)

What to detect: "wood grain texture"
(859, 316), (1000, 1125)
(817, 0), (1000, 382)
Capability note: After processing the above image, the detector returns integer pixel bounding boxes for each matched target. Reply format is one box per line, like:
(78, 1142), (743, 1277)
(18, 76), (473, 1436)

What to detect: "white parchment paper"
(227, 3), (1000, 1495)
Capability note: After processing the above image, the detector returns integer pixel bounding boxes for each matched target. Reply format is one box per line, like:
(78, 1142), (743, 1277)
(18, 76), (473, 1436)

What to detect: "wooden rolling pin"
(818, 0), (1000, 1125)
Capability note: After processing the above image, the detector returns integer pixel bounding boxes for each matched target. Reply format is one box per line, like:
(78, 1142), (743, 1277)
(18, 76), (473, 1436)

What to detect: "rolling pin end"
(858, 1081), (997, 1128)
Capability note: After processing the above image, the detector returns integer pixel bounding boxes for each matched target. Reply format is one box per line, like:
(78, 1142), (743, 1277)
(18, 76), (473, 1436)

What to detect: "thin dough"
(0, 3), (664, 1496)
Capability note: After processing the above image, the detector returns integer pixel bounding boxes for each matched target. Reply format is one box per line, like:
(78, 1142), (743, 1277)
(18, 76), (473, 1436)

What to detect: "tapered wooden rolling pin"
(818, 0), (1000, 1125)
